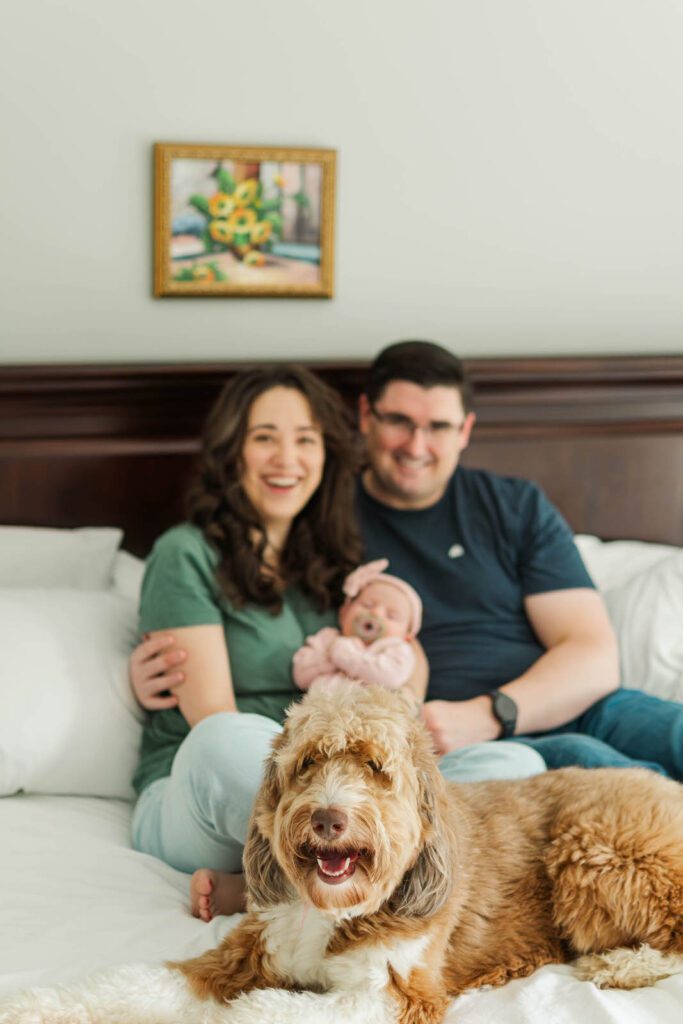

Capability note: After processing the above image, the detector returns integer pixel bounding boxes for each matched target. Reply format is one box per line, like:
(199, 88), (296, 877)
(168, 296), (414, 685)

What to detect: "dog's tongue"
(318, 852), (359, 875)
(320, 855), (349, 874)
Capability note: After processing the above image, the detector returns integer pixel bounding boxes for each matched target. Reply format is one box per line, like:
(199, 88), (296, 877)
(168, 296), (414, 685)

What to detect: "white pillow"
(603, 553), (683, 702)
(0, 527), (123, 590)
(112, 549), (145, 604)
(574, 534), (676, 591)
(576, 537), (683, 702)
(0, 588), (143, 799)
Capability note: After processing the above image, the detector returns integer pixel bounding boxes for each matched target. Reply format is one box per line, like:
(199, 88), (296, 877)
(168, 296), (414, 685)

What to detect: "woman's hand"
(129, 634), (187, 711)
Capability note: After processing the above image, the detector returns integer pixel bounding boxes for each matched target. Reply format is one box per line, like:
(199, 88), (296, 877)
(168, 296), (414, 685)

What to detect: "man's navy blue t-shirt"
(355, 467), (594, 701)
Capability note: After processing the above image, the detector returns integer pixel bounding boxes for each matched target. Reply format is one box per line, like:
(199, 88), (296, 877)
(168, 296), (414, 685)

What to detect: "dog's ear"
(243, 820), (291, 908)
(259, 737), (284, 812)
(388, 745), (454, 919)
(243, 736), (291, 908)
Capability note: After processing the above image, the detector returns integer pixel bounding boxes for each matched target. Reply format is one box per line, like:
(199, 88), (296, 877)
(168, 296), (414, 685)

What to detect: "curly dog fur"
(174, 685), (683, 1023)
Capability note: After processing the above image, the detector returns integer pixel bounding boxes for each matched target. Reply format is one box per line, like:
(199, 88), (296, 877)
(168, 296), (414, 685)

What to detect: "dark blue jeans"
(512, 688), (683, 778)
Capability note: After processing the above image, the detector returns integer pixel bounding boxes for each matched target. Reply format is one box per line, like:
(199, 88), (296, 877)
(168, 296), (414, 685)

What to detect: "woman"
(130, 364), (427, 921)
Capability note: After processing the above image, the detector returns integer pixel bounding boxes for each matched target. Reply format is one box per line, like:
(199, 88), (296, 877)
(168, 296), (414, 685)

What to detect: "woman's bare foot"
(190, 869), (247, 922)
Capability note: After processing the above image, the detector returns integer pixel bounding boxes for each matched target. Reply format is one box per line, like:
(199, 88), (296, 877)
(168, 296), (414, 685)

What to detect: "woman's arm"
(136, 626), (238, 727)
(400, 639), (429, 708)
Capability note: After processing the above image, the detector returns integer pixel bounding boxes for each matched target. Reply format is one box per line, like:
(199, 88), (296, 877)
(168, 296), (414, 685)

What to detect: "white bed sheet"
(2, 794), (682, 1022)
(0, 795), (234, 996)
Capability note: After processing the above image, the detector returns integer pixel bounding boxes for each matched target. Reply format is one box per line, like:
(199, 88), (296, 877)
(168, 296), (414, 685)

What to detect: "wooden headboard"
(1, 355), (682, 555)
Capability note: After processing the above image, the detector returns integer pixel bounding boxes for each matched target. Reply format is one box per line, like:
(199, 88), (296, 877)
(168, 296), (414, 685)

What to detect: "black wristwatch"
(488, 689), (518, 739)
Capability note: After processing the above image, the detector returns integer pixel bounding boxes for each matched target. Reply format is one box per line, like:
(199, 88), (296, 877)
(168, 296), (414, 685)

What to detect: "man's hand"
(421, 697), (500, 756)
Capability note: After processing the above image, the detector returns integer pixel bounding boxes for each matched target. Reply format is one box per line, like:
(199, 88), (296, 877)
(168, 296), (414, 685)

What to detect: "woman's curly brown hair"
(186, 364), (363, 614)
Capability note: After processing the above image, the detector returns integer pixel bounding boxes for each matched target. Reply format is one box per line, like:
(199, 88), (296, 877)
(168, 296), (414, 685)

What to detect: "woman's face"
(240, 386), (325, 534)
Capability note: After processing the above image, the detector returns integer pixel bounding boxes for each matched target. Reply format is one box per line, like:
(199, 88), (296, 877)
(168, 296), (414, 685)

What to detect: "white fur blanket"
(4, 957), (683, 1024)
(0, 963), (393, 1024)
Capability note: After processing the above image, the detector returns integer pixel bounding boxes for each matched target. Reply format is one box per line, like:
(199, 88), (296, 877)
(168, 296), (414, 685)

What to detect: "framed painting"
(154, 143), (336, 297)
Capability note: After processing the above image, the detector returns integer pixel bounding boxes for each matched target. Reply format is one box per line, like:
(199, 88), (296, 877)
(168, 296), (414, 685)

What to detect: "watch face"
(492, 691), (517, 735)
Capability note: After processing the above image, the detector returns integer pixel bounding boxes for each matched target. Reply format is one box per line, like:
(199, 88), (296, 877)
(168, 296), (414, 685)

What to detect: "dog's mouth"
(300, 845), (366, 885)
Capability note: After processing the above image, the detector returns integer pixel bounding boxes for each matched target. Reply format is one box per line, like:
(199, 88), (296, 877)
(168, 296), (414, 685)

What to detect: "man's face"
(359, 381), (475, 510)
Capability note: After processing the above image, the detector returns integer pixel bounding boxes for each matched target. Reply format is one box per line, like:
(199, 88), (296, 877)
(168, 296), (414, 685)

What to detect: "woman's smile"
(241, 386), (325, 535)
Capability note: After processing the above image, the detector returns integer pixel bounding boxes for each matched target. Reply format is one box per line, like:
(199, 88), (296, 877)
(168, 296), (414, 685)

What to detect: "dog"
(3, 685), (682, 1024)
(172, 684), (683, 1023)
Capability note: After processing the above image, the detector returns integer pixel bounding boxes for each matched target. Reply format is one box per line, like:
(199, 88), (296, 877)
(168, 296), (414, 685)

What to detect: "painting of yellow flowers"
(154, 144), (336, 297)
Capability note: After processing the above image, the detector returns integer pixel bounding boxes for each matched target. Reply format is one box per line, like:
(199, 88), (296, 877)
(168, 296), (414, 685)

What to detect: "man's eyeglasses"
(370, 405), (465, 443)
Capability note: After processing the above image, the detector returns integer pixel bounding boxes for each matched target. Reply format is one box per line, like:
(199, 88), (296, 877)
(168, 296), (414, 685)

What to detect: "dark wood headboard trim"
(467, 356), (683, 437)
(2, 354), (683, 443)
(2, 355), (682, 551)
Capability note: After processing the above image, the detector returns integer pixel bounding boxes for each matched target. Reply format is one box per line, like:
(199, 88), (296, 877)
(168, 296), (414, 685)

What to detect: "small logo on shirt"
(448, 544), (465, 559)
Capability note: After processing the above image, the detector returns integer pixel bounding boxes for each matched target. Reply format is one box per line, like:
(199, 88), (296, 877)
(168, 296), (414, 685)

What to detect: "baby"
(293, 558), (422, 693)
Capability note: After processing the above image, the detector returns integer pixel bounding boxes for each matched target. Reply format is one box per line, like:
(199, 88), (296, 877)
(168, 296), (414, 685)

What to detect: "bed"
(1, 355), (682, 1022)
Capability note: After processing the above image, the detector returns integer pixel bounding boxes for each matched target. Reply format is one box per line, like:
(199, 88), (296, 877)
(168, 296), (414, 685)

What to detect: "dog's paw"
(574, 944), (683, 989)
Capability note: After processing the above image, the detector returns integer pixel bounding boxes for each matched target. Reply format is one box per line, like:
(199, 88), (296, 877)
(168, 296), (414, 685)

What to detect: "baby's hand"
(292, 627), (340, 690)
(331, 634), (413, 690)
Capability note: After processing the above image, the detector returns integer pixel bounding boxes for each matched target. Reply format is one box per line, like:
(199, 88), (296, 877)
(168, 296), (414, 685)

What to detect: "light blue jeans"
(131, 712), (545, 874)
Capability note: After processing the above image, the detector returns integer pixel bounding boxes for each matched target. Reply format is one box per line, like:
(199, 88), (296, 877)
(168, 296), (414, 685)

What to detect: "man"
(356, 341), (682, 776)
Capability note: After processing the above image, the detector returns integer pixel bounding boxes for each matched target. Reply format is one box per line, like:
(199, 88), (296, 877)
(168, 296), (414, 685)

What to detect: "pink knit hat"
(342, 559), (422, 636)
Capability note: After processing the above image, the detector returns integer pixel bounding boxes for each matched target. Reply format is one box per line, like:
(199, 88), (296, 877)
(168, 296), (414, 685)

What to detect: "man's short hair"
(366, 340), (472, 412)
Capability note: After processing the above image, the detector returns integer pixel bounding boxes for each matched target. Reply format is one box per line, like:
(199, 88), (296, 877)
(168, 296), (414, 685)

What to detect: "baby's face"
(340, 580), (412, 642)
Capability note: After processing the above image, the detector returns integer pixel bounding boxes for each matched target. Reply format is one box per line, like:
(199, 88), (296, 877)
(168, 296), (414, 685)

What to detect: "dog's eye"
(367, 760), (383, 774)
(298, 756), (315, 773)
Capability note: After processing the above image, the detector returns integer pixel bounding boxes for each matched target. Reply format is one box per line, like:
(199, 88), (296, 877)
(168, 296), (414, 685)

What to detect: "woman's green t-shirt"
(132, 524), (336, 795)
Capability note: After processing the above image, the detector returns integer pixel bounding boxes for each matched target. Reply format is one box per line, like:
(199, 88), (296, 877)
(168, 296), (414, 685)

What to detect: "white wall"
(1, 0), (682, 363)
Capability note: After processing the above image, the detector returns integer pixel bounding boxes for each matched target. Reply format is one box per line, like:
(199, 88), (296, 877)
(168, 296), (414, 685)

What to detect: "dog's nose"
(311, 807), (348, 840)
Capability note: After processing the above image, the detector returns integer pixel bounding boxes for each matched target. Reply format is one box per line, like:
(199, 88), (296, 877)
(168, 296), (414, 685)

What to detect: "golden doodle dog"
(174, 685), (683, 1024)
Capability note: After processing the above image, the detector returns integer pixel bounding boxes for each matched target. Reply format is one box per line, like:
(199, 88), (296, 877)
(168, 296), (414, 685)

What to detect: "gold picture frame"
(154, 143), (336, 298)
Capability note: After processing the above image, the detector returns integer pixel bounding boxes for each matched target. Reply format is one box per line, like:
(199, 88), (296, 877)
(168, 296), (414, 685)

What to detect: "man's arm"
(499, 587), (619, 733)
(422, 588), (619, 755)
